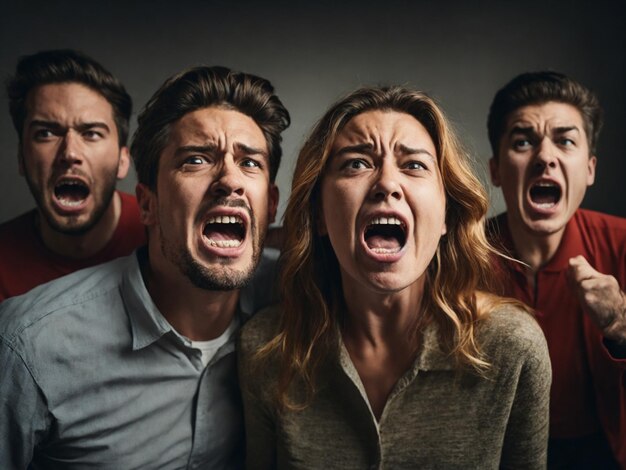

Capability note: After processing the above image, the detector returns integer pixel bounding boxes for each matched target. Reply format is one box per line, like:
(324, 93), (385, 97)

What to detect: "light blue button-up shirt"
(0, 247), (278, 469)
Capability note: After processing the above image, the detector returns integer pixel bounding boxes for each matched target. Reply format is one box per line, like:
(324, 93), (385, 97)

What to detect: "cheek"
(321, 184), (359, 236)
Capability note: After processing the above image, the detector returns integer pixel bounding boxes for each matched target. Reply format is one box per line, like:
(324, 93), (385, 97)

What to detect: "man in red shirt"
(487, 71), (626, 469)
(0, 50), (146, 301)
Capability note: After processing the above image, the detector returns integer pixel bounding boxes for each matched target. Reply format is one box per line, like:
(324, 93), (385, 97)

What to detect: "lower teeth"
(207, 239), (242, 248)
(371, 247), (400, 254)
(58, 198), (85, 207)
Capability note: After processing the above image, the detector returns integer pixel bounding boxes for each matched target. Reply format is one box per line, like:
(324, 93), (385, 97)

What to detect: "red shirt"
(0, 191), (146, 302)
(488, 209), (626, 468)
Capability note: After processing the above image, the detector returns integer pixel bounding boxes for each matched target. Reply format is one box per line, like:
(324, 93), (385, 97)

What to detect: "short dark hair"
(6, 49), (132, 146)
(487, 71), (603, 158)
(131, 66), (290, 188)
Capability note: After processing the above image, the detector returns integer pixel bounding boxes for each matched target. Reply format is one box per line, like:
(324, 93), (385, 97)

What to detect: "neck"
(506, 213), (565, 276)
(143, 245), (240, 342)
(37, 191), (121, 259)
(341, 276), (425, 349)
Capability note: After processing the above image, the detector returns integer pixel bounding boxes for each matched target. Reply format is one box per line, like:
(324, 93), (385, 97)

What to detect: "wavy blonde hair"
(260, 86), (521, 409)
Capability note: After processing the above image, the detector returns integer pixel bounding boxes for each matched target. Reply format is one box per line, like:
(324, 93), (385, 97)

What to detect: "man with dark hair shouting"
(0, 65), (289, 468)
(487, 71), (626, 469)
(0, 49), (145, 301)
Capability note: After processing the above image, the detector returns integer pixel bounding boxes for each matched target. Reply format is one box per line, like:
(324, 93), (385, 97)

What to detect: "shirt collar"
(121, 248), (174, 350)
(121, 248), (258, 351)
(338, 319), (454, 378)
(414, 321), (455, 371)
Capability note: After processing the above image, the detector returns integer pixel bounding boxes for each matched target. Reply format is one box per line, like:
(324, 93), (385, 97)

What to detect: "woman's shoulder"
(239, 303), (282, 354)
(477, 301), (548, 363)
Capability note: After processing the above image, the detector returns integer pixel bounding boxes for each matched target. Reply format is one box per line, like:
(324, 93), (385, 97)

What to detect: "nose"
(534, 137), (558, 171)
(210, 156), (245, 198)
(57, 130), (83, 166)
(369, 161), (402, 202)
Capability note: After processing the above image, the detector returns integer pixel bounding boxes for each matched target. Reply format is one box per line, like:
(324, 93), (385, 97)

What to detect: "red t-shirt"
(488, 209), (626, 467)
(0, 191), (146, 302)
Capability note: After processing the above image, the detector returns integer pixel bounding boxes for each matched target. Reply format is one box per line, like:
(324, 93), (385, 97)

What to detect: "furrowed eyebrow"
(334, 143), (375, 156)
(75, 122), (110, 133)
(235, 142), (268, 158)
(29, 120), (64, 130)
(176, 144), (218, 156)
(397, 143), (436, 162)
(29, 120), (110, 132)
(509, 126), (535, 137)
(554, 126), (580, 134)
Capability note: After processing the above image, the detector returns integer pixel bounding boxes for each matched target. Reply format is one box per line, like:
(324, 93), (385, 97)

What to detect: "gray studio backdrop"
(1, 0), (624, 225)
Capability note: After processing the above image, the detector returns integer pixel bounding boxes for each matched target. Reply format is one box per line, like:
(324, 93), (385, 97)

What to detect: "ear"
(116, 147), (131, 180)
(136, 183), (157, 226)
(268, 184), (279, 224)
(489, 157), (501, 187)
(586, 155), (597, 186)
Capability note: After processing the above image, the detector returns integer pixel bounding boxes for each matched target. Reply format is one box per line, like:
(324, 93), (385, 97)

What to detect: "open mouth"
(364, 216), (407, 254)
(529, 182), (561, 208)
(54, 180), (90, 207)
(203, 215), (246, 248)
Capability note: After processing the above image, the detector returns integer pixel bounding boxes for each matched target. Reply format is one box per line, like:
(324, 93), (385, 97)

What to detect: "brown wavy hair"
(260, 86), (520, 409)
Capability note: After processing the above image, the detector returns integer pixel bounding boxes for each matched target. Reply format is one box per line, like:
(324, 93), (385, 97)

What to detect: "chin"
(522, 216), (568, 237)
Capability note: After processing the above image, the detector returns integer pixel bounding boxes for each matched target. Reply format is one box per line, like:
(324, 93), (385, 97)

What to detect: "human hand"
(567, 255), (626, 344)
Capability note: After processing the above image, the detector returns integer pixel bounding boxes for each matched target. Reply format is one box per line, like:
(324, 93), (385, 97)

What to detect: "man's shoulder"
(0, 210), (35, 242)
(0, 255), (133, 345)
(118, 191), (140, 212)
(574, 209), (626, 264)
(575, 208), (626, 233)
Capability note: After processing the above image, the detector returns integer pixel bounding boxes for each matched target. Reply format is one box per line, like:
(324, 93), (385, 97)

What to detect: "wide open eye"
(240, 158), (261, 169)
(512, 138), (532, 150)
(342, 159), (370, 171)
(184, 156), (207, 165)
(405, 161), (426, 171)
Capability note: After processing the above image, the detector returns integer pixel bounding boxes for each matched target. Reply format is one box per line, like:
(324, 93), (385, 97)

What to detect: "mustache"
(51, 168), (90, 182)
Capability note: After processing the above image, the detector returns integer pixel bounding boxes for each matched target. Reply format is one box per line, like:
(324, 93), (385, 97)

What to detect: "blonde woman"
(238, 86), (551, 469)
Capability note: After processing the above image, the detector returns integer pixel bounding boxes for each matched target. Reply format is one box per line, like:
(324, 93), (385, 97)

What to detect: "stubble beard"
(25, 166), (118, 236)
(160, 209), (266, 291)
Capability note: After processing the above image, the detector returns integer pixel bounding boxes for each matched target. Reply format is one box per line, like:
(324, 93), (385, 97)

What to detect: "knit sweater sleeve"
(489, 307), (552, 469)
(238, 305), (281, 470)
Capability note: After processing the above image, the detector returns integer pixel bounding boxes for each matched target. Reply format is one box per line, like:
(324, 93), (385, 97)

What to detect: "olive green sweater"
(238, 304), (551, 469)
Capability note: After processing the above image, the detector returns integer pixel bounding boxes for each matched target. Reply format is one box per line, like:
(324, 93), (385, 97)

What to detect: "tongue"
(204, 224), (241, 241)
(366, 235), (401, 251)
(531, 187), (559, 205)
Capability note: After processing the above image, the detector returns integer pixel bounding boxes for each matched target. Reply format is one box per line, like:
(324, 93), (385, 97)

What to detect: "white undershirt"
(190, 316), (239, 367)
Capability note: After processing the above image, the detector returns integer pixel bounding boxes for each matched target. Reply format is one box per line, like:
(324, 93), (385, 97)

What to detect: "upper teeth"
(369, 217), (402, 226)
(535, 182), (557, 187)
(207, 215), (243, 224)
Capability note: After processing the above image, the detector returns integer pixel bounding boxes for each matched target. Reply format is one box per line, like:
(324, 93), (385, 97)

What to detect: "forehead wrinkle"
(508, 103), (584, 130)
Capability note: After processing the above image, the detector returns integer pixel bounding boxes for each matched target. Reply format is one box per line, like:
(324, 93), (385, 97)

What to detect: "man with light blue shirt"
(0, 65), (290, 469)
